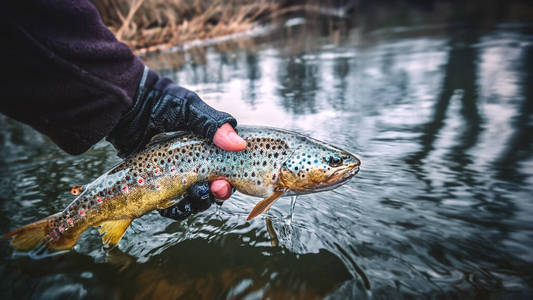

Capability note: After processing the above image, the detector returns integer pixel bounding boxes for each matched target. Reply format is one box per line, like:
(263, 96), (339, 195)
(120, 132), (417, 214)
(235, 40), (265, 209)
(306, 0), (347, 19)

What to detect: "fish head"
(279, 137), (360, 193)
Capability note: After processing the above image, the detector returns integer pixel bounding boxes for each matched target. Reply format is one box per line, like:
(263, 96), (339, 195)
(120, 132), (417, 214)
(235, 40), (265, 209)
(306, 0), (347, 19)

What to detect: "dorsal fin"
(147, 131), (190, 147)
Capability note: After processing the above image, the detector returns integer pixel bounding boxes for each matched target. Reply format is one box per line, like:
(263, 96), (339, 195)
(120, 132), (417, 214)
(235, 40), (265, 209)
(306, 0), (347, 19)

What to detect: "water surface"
(1, 3), (533, 299)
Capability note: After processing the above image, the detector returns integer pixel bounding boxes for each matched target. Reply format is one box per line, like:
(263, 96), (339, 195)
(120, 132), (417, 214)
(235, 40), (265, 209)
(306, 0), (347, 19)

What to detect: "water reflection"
(2, 3), (533, 299)
(494, 42), (533, 182)
(405, 29), (482, 192)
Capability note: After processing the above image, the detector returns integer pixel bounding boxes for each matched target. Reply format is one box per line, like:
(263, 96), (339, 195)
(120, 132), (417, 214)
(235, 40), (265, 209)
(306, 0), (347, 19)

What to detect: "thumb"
(213, 123), (247, 151)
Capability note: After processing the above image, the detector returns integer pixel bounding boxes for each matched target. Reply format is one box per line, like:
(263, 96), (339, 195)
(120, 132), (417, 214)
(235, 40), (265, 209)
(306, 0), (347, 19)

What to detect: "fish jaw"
(277, 136), (361, 194)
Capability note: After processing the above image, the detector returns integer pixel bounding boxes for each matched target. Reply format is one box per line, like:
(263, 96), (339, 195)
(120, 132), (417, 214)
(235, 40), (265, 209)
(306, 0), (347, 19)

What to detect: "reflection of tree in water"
(405, 29), (481, 189)
(493, 46), (533, 183)
(401, 24), (533, 284)
(443, 33), (483, 190)
(277, 57), (318, 115)
(243, 52), (261, 108)
(328, 56), (349, 109)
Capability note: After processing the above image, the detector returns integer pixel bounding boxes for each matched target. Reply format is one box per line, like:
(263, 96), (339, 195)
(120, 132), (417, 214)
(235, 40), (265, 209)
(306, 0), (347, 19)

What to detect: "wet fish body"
(3, 126), (360, 251)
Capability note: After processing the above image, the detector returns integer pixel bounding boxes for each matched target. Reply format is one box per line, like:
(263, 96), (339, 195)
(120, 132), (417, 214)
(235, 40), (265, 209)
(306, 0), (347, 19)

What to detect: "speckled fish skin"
(3, 126), (361, 251)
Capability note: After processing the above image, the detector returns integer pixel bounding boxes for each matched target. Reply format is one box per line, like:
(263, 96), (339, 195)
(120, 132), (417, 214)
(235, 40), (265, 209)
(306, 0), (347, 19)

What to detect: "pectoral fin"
(247, 190), (285, 221)
(97, 219), (133, 247)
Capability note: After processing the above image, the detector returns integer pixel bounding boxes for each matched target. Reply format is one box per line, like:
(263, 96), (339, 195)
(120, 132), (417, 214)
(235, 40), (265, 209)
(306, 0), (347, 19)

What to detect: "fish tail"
(2, 215), (56, 251)
(2, 212), (82, 252)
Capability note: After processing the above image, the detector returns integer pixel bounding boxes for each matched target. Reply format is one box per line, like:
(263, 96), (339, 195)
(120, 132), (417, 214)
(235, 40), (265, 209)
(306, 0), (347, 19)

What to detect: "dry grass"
(95, 0), (283, 54)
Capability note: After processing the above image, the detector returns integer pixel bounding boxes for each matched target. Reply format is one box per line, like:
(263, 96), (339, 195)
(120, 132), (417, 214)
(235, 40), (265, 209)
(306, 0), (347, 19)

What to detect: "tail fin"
(2, 216), (53, 251)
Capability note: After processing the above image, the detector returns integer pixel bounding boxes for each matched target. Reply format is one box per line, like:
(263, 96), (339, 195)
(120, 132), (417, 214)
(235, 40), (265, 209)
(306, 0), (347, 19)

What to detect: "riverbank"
(95, 0), (354, 54)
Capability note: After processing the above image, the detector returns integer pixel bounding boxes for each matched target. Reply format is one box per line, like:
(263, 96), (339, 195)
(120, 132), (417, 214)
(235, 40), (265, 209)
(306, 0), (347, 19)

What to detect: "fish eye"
(328, 155), (343, 167)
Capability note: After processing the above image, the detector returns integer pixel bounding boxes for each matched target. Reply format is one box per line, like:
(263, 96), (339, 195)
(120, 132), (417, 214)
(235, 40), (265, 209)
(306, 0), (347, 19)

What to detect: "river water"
(1, 3), (533, 299)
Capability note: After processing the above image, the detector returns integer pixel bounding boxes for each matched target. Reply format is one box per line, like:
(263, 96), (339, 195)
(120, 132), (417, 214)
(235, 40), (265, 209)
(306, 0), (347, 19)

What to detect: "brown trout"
(3, 126), (360, 252)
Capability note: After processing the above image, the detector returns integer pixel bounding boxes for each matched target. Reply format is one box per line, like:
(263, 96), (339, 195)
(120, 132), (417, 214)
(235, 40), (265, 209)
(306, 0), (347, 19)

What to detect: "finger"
(210, 179), (232, 200)
(213, 123), (247, 152)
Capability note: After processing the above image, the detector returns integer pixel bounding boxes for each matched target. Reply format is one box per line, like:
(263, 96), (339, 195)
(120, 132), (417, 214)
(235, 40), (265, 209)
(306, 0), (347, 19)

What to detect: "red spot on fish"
(122, 185), (128, 192)
(79, 209), (85, 216)
(182, 179), (187, 184)
(59, 227), (64, 233)
(170, 167), (176, 173)
(71, 185), (83, 195)
(154, 168), (160, 175)
(193, 170), (197, 173)
(67, 219), (73, 226)
(156, 184), (161, 190)
(97, 198), (103, 204)
(137, 177), (144, 185)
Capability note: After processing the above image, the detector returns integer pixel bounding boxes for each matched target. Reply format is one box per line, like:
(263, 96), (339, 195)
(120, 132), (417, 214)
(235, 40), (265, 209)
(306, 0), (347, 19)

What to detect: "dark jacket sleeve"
(0, 0), (145, 154)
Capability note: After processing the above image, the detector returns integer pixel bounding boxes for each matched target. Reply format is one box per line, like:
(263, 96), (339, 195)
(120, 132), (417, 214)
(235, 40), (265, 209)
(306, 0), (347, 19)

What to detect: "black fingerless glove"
(107, 67), (237, 158)
(158, 181), (217, 221)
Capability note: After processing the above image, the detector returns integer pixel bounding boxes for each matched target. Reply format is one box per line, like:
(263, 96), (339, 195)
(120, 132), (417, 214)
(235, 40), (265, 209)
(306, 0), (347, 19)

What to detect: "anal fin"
(97, 219), (133, 247)
(247, 190), (285, 221)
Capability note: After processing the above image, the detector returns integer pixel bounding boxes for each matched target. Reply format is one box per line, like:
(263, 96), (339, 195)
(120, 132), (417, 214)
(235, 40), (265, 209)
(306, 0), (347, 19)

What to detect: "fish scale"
(3, 126), (360, 252)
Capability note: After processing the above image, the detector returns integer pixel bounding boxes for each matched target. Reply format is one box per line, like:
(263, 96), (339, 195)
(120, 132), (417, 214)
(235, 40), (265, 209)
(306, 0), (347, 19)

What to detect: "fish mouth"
(326, 163), (360, 185)
(297, 163), (360, 194)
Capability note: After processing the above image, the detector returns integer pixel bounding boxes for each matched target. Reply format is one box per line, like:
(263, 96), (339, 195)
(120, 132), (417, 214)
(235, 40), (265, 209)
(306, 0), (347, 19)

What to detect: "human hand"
(211, 123), (246, 199)
(158, 181), (217, 221)
(107, 68), (247, 211)
(107, 68), (245, 158)
(158, 125), (244, 220)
